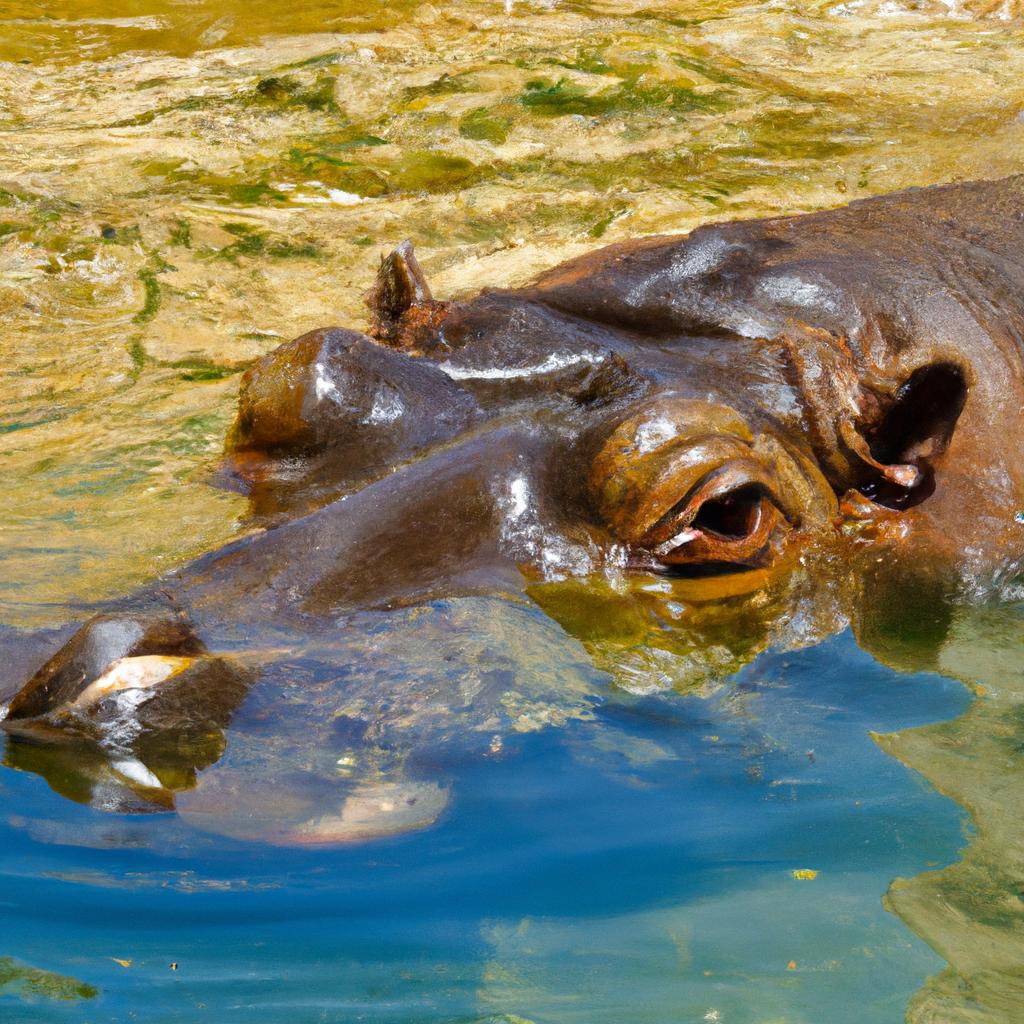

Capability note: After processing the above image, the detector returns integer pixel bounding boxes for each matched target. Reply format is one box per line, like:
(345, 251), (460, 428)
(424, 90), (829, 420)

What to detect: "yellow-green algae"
(879, 604), (1024, 1023)
(2, 1), (1024, 1019)
(0, 956), (97, 1002)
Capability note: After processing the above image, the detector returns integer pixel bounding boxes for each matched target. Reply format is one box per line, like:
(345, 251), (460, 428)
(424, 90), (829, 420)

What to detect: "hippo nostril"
(692, 484), (765, 540)
(859, 466), (937, 510)
(868, 363), (967, 468)
(857, 362), (967, 510)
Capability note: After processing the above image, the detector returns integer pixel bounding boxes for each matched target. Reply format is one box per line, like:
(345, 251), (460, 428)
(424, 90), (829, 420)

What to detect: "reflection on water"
(882, 605), (1024, 1022)
(0, 627), (974, 1022)
(0, 956), (96, 1003)
(2, 0), (1024, 1021)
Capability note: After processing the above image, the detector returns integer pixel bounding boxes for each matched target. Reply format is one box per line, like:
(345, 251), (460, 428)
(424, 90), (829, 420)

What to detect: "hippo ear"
(366, 241), (433, 325)
(365, 241), (447, 352)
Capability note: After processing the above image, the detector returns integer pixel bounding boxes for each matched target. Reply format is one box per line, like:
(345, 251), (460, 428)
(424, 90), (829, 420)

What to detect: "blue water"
(0, 630), (969, 1023)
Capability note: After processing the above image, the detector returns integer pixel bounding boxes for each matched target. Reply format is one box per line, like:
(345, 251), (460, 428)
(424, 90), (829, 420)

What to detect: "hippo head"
(229, 177), (1024, 599)
(4, 177), (1024, 837)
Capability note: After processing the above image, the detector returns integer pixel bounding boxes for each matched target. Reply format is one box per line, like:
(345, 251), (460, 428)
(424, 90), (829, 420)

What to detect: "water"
(0, 632), (972, 1022)
(2, 1), (1024, 1021)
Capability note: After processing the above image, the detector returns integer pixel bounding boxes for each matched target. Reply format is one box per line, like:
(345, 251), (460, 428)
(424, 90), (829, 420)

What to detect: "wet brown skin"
(3, 176), (1024, 821)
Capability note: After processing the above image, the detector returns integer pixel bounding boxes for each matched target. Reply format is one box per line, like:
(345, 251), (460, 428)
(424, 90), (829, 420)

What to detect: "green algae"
(178, 366), (235, 381)
(390, 152), (489, 194)
(132, 268), (162, 325)
(127, 337), (147, 378)
(157, 168), (292, 205)
(285, 150), (390, 197)
(672, 53), (747, 86)
(590, 207), (628, 238)
(217, 223), (267, 260)
(553, 47), (615, 76)
(215, 223), (321, 262)
(168, 218), (192, 248)
(519, 68), (728, 119)
(403, 73), (476, 102)
(285, 50), (345, 71)
(338, 135), (389, 148)
(222, 182), (290, 205)
(268, 239), (320, 258)
(254, 74), (339, 112)
(459, 107), (513, 145)
(0, 957), (97, 1002)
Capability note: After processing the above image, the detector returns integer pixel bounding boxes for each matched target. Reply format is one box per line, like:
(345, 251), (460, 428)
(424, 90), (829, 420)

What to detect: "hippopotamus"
(3, 175), (1023, 842)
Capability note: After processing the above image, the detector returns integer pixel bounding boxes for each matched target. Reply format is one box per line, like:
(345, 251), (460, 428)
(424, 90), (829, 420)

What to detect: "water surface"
(0, 630), (974, 1022)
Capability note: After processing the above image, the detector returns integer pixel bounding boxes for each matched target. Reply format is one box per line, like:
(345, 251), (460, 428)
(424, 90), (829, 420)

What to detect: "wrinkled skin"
(3, 177), (1024, 842)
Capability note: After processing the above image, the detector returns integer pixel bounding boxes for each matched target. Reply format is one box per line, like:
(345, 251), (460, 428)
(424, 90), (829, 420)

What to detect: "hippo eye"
(693, 485), (765, 538)
(639, 471), (786, 570)
(588, 397), (821, 575)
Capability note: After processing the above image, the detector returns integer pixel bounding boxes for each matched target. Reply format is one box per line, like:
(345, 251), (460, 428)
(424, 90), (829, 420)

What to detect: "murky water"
(2, 1), (1024, 1021)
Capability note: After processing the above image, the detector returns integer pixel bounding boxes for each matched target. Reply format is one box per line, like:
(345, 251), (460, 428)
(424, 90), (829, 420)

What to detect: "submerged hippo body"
(4, 176), (1024, 841)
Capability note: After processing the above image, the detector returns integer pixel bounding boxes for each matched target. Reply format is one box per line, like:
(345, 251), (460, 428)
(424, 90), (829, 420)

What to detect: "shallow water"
(0, 630), (974, 1023)
(2, 1), (1024, 1021)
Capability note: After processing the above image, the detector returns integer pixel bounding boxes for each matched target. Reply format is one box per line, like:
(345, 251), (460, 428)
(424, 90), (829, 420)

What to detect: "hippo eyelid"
(643, 479), (785, 568)
(640, 462), (784, 548)
(641, 467), (729, 542)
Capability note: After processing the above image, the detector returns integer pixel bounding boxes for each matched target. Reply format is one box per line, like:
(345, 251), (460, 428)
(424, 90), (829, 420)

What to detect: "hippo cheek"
(843, 467), (1024, 589)
(588, 398), (835, 572)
